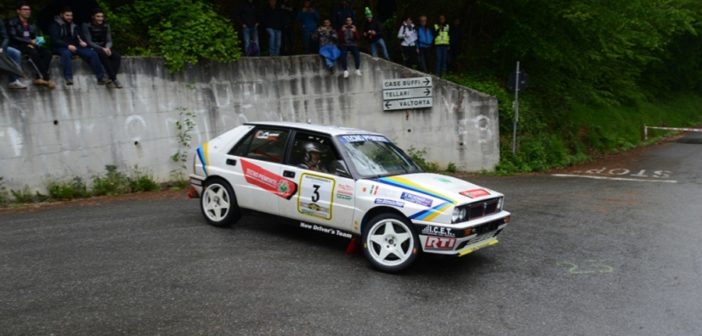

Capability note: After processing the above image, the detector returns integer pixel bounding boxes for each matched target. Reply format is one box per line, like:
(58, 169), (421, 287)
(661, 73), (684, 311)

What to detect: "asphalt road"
(2, 133), (701, 336)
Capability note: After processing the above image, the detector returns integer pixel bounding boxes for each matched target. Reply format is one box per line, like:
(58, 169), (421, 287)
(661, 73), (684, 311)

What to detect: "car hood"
(373, 173), (501, 205)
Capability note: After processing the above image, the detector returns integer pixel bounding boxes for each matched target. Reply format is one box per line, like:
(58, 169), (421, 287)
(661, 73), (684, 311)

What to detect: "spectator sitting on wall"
(82, 8), (122, 88)
(1, 18), (27, 89)
(262, 0), (284, 56)
(338, 16), (361, 78)
(297, 0), (319, 54)
(237, 0), (260, 56)
(434, 14), (450, 77)
(6, 2), (55, 89)
(332, 0), (355, 30)
(397, 16), (417, 68)
(49, 7), (108, 86)
(312, 19), (339, 73)
(416, 15), (433, 73)
(362, 7), (389, 60)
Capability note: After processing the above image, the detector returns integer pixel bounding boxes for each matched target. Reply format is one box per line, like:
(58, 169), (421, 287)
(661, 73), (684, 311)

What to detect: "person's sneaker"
(343, 70), (349, 78)
(355, 69), (362, 76)
(8, 80), (27, 90)
(65, 79), (74, 86)
(111, 79), (123, 89)
(97, 77), (111, 85)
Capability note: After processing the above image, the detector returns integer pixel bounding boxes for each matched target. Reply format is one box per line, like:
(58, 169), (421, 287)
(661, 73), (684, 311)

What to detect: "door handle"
(226, 159), (237, 166)
(283, 170), (295, 178)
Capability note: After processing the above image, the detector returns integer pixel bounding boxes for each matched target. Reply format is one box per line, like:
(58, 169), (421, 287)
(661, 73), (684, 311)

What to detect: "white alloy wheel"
(200, 179), (240, 227)
(363, 214), (419, 272)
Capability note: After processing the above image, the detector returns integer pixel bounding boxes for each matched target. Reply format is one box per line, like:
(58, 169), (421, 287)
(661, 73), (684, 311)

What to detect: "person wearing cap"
(362, 7), (389, 60)
(1, 18), (27, 89)
(299, 142), (328, 173)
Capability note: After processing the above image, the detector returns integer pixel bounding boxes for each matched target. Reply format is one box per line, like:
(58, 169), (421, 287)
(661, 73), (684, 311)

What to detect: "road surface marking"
(552, 174), (678, 184)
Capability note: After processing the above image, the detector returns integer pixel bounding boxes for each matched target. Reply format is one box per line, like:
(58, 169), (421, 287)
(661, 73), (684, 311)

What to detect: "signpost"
(382, 76), (433, 111)
(508, 62), (528, 155)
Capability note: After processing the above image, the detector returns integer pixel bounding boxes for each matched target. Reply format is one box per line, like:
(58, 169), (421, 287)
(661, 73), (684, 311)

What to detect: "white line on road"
(552, 174), (678, 184)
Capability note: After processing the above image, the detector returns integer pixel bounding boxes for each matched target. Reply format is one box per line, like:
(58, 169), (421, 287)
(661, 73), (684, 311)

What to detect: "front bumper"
(414, 211), (510, 256)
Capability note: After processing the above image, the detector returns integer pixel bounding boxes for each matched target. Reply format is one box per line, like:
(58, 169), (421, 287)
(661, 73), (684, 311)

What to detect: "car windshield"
(337, 134), (422, 178)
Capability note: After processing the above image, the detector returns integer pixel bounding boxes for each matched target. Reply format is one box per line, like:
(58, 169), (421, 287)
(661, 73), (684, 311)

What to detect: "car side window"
(230, 128), (290, 163)
(290, 132), (349, 176)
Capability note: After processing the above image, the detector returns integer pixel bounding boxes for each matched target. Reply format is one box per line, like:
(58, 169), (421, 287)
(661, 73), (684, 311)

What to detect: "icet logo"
(425, 236), (456, 250)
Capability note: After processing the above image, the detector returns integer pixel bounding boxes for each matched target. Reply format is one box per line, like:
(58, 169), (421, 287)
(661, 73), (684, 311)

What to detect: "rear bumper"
(189, 174), (205, 196)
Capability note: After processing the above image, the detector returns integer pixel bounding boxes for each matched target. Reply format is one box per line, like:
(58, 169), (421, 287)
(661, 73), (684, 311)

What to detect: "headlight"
(452, 207), (467, 223)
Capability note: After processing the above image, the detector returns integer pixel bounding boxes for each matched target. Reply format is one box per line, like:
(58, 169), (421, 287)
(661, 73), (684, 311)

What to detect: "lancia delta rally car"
(190, 122), (511, 272)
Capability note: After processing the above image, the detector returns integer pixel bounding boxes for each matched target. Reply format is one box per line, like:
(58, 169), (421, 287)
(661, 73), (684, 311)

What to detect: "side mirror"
(332, 160), (352, 178)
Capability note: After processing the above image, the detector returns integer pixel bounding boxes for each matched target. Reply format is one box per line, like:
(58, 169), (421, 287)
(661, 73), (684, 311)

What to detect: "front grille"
(465, 197), (501, 221)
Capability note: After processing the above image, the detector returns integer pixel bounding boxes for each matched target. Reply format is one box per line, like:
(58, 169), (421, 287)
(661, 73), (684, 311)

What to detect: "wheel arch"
(360, 206), (410, 234)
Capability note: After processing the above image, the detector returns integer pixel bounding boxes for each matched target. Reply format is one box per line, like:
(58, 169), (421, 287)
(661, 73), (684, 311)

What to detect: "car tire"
(200, 178), (241, 227)
(362, 213), (420, 273)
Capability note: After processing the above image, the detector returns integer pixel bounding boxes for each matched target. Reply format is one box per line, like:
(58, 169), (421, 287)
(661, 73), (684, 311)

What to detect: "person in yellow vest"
(434, 14), (449, 77)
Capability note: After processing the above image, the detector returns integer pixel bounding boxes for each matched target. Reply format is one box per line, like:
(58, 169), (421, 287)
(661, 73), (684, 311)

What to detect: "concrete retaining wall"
(0, 55), (499, 191)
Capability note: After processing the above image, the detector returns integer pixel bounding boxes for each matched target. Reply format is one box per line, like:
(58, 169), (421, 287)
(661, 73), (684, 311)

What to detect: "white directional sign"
(383, 87), (432, 100)
(383, 98), (433, 111)
(383, 76), (432, 89)
(382, 76), (433, 111)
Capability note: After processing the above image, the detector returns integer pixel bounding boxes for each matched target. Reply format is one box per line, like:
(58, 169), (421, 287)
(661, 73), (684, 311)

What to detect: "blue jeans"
(369, 38), (389, 60)
(435, 45), (449, 77)
(54, 47), (105, 80)
(266, 28), (282, 56)
(242, 26), (260, 56)
(4, 47), (22, 83)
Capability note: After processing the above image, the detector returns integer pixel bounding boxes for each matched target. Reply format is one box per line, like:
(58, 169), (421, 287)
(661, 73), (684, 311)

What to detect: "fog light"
(464, 228), (474, 236)
(504, 216), (511, 224)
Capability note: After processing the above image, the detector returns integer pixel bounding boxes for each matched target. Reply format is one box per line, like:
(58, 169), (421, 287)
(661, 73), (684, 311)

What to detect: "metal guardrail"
(644, 125), (702, 140)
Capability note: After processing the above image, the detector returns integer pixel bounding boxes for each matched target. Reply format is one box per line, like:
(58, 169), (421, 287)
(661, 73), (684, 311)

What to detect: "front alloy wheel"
(201, 178), (240, 227)
(363, 213), (419, 272)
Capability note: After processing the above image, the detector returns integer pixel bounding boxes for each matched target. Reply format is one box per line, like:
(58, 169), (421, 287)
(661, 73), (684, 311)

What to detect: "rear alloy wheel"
(200, 178), (241, 227)
(363, 213), (419, 272)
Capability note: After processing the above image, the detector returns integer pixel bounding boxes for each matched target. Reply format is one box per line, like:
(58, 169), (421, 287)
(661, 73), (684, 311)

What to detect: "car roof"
(245, 121), (382, 137)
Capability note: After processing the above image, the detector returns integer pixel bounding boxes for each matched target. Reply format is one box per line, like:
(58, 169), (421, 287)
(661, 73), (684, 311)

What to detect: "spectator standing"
(83, 8), (122, 88)
(6, 2), (54, 89)
(280, 0), (295, 55)
(397, 17), (417, 68)
(50, 7), (108, 86)
(416, 15), (433, 73)
(312, 19), (339, 73)
(434, 14), (450, 77)
(262, 0), (284, 56)
(237, 0), (260, 56)
(297, 0), (320, 54)
(377, 0), (396, 24)
(332, 1), (355, 30)
(449, 18), (463, 71)
(1, 18), (27, 89)
(362, 8), (389, 60)
(337, 17), (361, 78)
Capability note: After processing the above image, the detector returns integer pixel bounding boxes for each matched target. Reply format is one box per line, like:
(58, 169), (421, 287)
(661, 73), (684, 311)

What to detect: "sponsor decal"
(241, 159), (297, 199)
(436, 176), (452, 183)
(336, 192), (353, 201)
(374, 198), (405, 208)
(425, 236), (456, 250)
(255, 130), (281, 140)
(339, 134), (390, 143)
(401, 192), (433, 207)
(421, 225), (456, 237)
(300, 222), (353, 239)
(460, 188), (490, 198)
(336, 183), (354, 199)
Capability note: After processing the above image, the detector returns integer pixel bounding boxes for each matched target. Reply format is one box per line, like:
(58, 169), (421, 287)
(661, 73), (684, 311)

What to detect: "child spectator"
(397, 17), (417, 68)
(297, 0), (319, 54)
(313, 19), (338, 73)
(338, 16), (361, 78)
(362, 8), (389, 60)
(237, 0), (260, 56)
(262, 0), (284, 56)
(416, 15), (433, 73)
(434, 14), (450, 77)
(6, 2), (54, 89)
(83, 8), (122, 88)
(49, 7), (108, 86)
(1, 18), (27, 89)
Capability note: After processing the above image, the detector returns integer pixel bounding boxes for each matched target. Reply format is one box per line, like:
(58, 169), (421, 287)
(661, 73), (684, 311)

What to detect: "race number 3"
(298, 174), (336, 220)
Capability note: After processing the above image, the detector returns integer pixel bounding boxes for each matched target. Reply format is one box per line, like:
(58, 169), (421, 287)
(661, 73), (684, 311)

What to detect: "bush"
(92, 165), (132, 196)
(407, 147), (440, 172)
(0, 177), (8, 206)
(47, 177), (90, 200)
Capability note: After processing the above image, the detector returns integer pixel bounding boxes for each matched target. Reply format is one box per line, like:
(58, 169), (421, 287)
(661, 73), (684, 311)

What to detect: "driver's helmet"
(303, 142), (325, 163)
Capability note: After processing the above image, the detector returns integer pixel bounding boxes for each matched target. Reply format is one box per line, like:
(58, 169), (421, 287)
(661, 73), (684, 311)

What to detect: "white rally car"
(190, 122), (511, 272)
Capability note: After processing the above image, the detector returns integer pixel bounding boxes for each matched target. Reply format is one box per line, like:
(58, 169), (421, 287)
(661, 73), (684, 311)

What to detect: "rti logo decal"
(425, 236), (456, 250)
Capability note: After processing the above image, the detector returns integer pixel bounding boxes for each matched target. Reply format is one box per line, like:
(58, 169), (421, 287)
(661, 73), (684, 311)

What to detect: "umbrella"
(0, 53), (25, 78)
